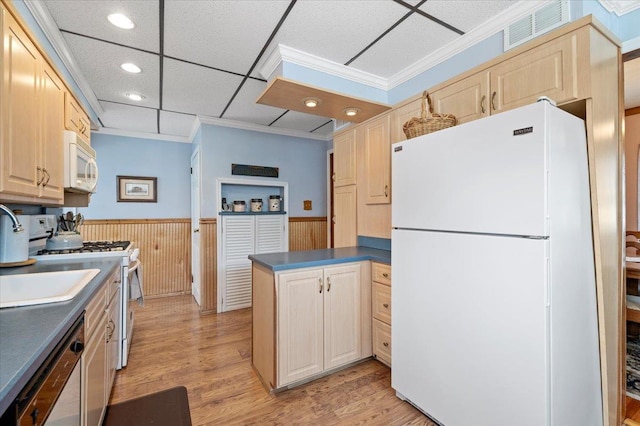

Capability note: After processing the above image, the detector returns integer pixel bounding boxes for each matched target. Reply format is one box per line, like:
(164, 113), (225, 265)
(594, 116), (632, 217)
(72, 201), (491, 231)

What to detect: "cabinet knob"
(383, 342), (389, 347)
(383, 303), (389, 309)
(193, 229), (200, 233)
(382, 273), (389, 278)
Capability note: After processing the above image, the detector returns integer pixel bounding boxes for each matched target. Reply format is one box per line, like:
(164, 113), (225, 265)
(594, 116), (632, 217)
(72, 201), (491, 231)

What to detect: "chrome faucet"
(0, 204), (24, 232)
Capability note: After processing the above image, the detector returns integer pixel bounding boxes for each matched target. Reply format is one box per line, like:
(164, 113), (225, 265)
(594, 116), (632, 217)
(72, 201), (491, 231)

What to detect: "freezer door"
(392, 102), (585, 237)
(392, 229), (548, 426)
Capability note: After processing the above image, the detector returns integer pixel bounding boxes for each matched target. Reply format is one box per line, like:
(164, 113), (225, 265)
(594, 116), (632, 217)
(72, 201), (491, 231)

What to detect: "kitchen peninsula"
(249, 247), (390, 391)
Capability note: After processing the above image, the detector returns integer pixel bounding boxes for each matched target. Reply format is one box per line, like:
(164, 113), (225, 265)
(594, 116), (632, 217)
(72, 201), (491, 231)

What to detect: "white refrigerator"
(391, 100), (602, 426)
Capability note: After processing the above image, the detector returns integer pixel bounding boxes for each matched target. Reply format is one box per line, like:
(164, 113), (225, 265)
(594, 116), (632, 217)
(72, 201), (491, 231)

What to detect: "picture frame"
(117, 176), (157, 202)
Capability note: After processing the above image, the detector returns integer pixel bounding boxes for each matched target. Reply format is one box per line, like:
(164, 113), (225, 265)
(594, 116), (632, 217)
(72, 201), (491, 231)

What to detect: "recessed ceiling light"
(126, 93), (145, 101)
(344, 107), (359, 117)
(303, 97), (320, 108)
(108, 13), (135, 29)
(120, 63), (142, 73)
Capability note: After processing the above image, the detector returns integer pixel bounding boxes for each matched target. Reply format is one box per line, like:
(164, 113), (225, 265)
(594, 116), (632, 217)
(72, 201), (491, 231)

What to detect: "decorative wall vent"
(504, 0), (570, 51)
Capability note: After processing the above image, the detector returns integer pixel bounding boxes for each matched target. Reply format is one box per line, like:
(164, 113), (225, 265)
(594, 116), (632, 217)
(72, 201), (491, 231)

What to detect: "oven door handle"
(128, 259), (141, 274)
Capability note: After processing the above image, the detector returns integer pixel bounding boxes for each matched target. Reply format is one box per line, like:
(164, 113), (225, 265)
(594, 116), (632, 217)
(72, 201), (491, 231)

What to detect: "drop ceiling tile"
(63, 33), (160, 108)
(43, 1), (159, 52)
(162, 58), (244, 117)
(164, 1), (291, 76)
(99, 101), (158, 134)
(160, 111), (197, 138)
(349, 13), (457, 78)
(264, 0), (410, 67)
(222, 79), (288, 126)
(311, 120), (335, 136)
(270, 110), (333, 134)
(420, 0), (519, 32)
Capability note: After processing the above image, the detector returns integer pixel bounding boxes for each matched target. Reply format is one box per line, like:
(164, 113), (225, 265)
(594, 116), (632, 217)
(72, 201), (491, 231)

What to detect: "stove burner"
(37, 240), (131, 255)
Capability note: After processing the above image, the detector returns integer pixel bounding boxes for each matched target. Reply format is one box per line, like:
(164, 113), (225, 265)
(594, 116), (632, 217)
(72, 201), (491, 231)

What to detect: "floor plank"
(110, 295), (432, 425)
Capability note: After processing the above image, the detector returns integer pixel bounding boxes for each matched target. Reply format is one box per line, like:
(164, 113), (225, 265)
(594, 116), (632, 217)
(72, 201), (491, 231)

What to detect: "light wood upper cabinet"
(333, 128), (357, 187)
(430, 71), (489, 125)
(490, 31), (581, 113)
(65, 91), (91, 144)
(0, 7), (40, 198)
(39, 63), (65, 202)
(361, 113), (391, 205)
(390, 97), (422, 144)
(333, 185), (357, 248)
(0, 5), (65, 204)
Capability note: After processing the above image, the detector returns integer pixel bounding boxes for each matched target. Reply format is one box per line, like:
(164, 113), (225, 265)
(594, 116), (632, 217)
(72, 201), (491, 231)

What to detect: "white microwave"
(63, 131), (98, 193)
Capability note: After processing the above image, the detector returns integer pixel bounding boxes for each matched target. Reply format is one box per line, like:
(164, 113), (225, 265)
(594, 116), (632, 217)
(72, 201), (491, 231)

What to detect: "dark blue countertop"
(249, 247), (391, 271)
(0, 258), (120, 415)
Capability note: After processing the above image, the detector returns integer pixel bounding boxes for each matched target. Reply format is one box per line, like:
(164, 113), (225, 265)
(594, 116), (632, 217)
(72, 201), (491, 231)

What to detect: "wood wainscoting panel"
(200, 218), (217, 313)
(289, 217), (327, 252)
(80, 219), (191, 298)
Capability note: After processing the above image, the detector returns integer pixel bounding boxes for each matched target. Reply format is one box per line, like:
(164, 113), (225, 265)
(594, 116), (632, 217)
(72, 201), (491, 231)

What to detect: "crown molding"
(598, 0), (640, 16)
(388, 0), (552, 88)
(623, 36), (640, 53)
(196, 115), (331, 141)
(23, 0), (104, 117)
(93, 128), (191, 143)
(259, 44), (389, 90)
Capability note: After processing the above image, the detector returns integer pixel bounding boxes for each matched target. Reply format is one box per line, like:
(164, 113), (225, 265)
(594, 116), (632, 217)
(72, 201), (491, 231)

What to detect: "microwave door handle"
(87, 158), (98, 192)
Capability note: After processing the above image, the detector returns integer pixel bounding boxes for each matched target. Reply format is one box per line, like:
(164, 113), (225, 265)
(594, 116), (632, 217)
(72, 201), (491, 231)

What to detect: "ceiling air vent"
(333, 119), (351, 132)
(504, 0), (569, 51)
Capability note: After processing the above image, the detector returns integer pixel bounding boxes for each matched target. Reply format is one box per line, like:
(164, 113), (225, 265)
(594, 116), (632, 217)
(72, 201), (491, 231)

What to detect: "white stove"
(29, 215), (141, 369)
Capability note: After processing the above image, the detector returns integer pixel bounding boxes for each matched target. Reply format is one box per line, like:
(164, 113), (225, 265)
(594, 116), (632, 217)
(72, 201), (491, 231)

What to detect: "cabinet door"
(324, 263), (361, 369)
(277, 268), (324, 386)
(65, 92), (91, 144)
(390, 97), (422, 144)
(333, 185), (357, 248)
(489, 32), (580, 114)
(255, 215), (286, 254)
(106, 287), (121, 395)
(362, 114), (391, 205)
(430, 71), (489, 125)
(39, 63), (65, 202)
(221, 216), (255, 311)
(333, 129), (357, 187)
(82, 318), (107, 426)
(0, 11), (39, 197)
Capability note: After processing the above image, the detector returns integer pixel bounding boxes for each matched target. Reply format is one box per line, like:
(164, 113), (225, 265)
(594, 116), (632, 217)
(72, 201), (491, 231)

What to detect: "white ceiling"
(27, 0), (640, 142)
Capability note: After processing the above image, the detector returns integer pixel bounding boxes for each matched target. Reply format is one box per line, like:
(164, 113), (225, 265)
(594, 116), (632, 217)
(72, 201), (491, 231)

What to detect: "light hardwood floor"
(109, 295), (432, 425)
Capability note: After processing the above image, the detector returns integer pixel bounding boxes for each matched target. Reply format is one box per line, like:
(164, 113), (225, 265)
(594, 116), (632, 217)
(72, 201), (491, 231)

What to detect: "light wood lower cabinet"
(252, 261), (372, 390)
(82, 268), (120, 426)
(371, 262), (391, 367)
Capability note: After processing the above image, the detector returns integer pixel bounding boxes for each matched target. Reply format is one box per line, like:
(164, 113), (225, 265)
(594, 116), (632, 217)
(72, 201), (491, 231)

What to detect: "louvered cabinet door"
(221, 216), (255, 311)
(256, 215), (286, 254)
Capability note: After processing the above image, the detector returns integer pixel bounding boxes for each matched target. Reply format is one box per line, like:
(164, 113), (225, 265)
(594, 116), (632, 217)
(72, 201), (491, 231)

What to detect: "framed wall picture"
(117, 176), (157, 202)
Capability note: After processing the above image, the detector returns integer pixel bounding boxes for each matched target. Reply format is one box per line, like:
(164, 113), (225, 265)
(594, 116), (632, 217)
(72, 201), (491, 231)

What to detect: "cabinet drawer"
(372, 282), (391, 324)
(372, 262), (391, 286)
(372, 318), (391, 366)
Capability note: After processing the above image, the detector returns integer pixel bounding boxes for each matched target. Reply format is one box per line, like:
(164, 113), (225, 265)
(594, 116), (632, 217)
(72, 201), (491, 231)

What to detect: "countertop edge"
(249, 247), (391, 271)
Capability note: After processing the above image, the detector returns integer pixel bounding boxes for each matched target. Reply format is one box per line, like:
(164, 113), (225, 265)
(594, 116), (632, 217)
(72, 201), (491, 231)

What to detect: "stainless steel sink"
(0, 269), (100, 308)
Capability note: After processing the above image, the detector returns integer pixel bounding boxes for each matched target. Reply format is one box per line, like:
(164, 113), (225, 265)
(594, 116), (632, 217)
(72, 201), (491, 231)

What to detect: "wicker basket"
(402, 91), (457, 139)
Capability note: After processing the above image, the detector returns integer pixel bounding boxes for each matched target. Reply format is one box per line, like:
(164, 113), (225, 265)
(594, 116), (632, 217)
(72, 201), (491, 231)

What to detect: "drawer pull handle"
(327, 277), (331, 292)
(384, 185), (388, 197)
(319, 278), (323, 293)
(491, 91), (497, 111)
(481, 95), (486, 113)
(383, 342), (389, 347)
(383, 303), (389, 308)
(382, 273), (389, 278)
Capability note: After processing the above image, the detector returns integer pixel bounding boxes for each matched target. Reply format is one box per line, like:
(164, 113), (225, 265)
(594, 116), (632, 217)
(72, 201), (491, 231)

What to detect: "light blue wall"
(199, 125), (327, 218)
(76, 134), (192, 219)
